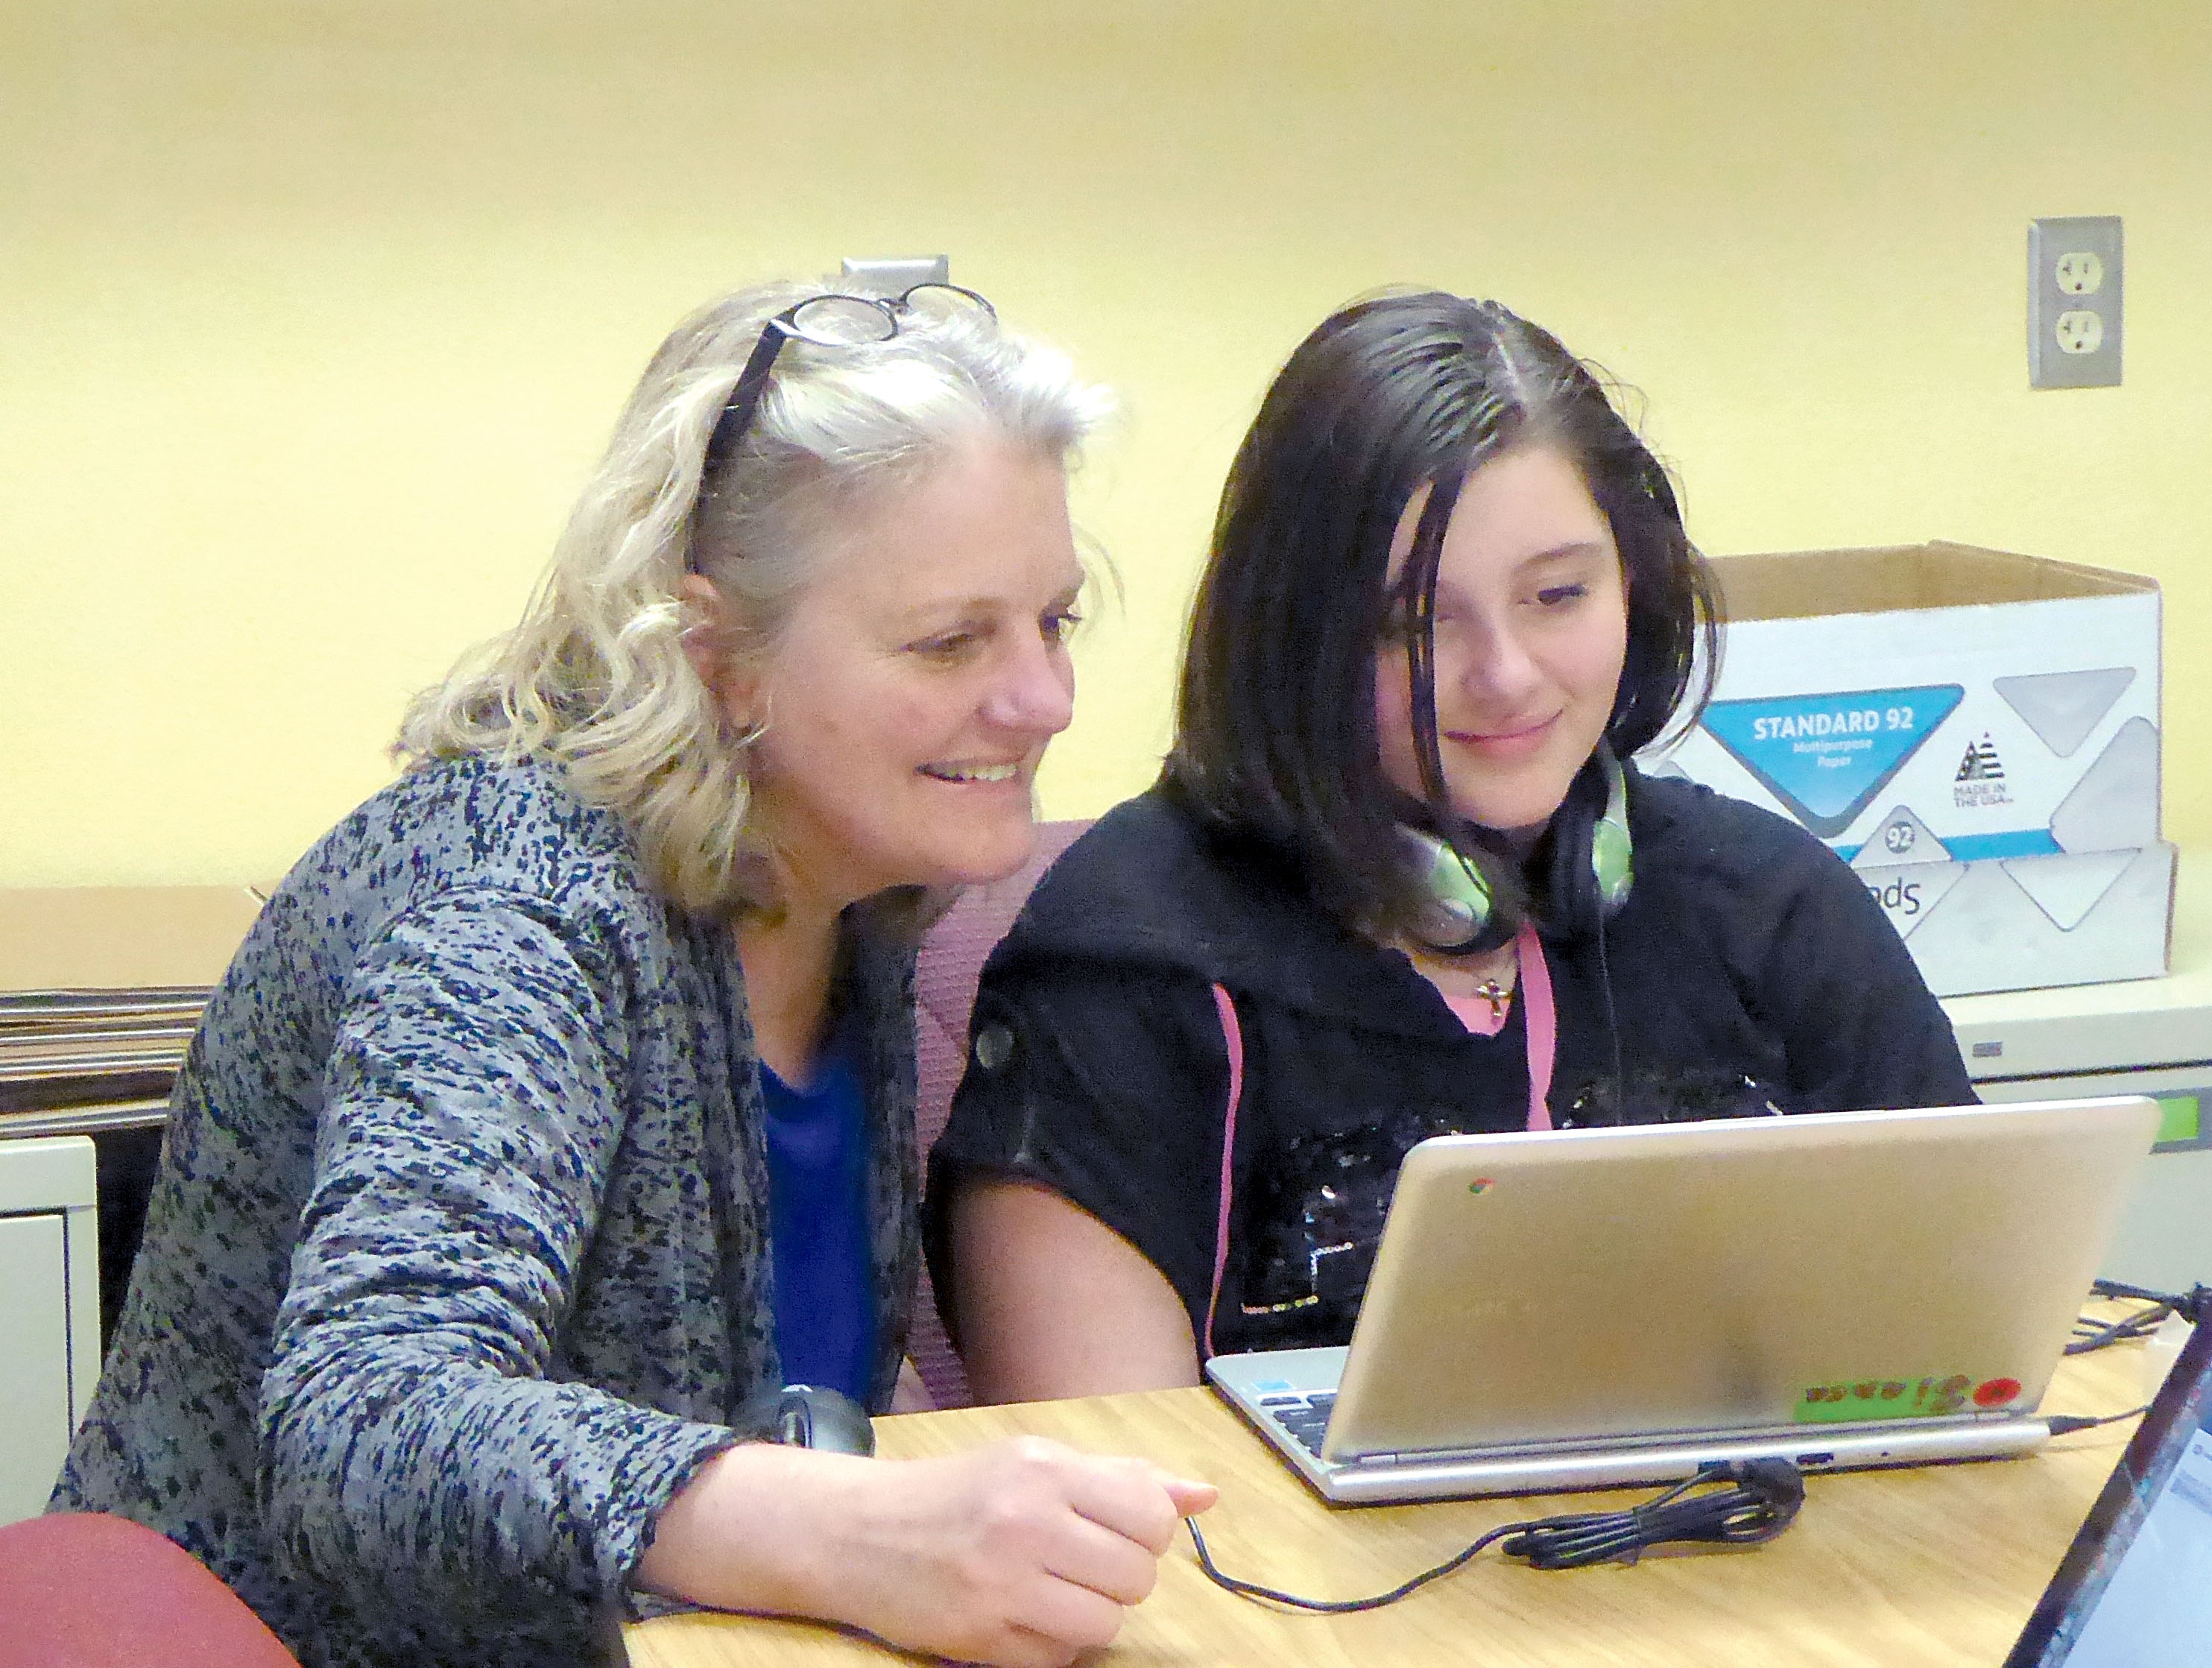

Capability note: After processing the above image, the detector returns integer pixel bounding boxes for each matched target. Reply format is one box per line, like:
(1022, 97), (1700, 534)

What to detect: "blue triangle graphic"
(1701, 685), (1965, 837)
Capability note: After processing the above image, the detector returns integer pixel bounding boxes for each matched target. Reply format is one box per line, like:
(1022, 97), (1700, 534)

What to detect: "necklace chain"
(1407, 940), (1520, 1020)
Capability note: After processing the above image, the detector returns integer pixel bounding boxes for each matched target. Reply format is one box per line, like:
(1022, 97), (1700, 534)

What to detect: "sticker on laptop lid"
(1796, 1373), (1983, 1423)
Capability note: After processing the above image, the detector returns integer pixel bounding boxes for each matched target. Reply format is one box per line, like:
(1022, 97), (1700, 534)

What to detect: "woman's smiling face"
(730, 438), (1084, 912)
(1373, 443), (1629, 838)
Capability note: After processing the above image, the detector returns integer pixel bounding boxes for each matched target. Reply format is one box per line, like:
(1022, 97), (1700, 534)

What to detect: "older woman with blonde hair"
(56, 277), (1210, 1668)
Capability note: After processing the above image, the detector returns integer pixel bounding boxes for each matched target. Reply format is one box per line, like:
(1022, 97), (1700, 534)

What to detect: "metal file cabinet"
(1944, 853), (2212, 1292)
(0, 1135), (100, 1526)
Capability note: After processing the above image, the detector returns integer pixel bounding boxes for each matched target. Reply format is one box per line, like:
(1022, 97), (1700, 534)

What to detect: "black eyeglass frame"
(688, 282), (996, 571)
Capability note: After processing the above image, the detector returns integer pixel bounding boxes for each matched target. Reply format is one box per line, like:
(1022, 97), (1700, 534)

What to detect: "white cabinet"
(1944, 851), (2212, 1292)
(0, 1136), (99, 1526)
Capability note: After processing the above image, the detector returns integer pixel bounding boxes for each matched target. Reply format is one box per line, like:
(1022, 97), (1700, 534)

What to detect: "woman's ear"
(678, 574), (727, 689)
(680, 574), (765, 725)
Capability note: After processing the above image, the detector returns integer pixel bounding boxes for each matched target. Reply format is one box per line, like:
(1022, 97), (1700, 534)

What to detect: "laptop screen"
(2004, 1317), (2212, 1667)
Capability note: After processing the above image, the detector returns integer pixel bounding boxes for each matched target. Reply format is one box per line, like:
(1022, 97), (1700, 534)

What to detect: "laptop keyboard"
(1259, 1391), (1336, 1457)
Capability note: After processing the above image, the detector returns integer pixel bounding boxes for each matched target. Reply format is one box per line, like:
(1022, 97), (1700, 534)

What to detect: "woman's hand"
(638, 1436), (1216, 1668)
(827, 1438), (1216, 1667)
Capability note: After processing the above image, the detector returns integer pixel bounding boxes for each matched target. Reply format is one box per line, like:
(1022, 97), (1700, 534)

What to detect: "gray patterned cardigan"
(53, 756), (922, 1667)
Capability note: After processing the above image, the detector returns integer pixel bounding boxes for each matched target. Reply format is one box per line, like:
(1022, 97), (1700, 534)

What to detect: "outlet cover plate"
(2029, 217), (2123, 388)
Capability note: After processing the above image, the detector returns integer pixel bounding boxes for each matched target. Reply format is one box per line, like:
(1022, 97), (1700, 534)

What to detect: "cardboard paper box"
(1, 888), (267, 1120)
(1657, 543), (2170, 998)
(0, 888), (265, 993)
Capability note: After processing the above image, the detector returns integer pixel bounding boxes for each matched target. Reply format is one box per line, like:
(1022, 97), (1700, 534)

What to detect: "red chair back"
(0, 1511), (300, 1668)
(910, 820), (1088, 1407)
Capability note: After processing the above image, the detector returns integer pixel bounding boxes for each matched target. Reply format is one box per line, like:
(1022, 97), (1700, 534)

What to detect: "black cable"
(1495, 1457), (1802, 1568)
(2067, 1280), (2209, 1355)
(1594, 909), (1625, 1109)
(2067, 1307), (2171, 1353)
(2091, 1278), (2210, 1321)
(1185, 1459), (1804, 1614)
(1186, 1517), (1519, 1613)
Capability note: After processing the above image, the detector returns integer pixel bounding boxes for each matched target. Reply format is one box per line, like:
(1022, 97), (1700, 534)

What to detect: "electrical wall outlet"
(2029, 217), (2123, 388)
(840, 255), (950, 295)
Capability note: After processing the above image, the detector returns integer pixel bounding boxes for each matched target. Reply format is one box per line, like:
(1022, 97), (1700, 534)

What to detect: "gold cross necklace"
(1409, 940), (1520, 1021)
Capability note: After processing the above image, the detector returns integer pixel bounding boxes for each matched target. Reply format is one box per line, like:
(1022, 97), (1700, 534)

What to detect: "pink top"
(1434, 922), (1555, 1131)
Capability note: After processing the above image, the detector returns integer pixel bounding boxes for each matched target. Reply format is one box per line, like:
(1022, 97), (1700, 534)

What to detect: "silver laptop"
(1207, 1097), (2160, 1504)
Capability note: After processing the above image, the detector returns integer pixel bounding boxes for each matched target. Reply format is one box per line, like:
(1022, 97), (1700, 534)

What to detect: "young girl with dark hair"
(929, 291), (1973, 1400)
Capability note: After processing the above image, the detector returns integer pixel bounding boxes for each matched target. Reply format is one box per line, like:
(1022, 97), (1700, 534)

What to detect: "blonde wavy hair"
(396, 279), (1111, 914)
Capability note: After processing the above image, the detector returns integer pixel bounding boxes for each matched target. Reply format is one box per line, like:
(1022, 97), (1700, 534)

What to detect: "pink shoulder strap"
(1203, 982), (1244, 1362)
(1517, 921), (1556, 1131)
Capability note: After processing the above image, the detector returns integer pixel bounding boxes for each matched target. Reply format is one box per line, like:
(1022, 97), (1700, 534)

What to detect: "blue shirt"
(761, 1017), (877, 1403)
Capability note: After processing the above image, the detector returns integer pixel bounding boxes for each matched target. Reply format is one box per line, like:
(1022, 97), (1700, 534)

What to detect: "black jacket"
(929, 771), (1974, 1357)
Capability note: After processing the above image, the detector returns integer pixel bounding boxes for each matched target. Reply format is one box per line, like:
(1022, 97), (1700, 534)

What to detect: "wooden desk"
(627, 1342), (2144, 1667)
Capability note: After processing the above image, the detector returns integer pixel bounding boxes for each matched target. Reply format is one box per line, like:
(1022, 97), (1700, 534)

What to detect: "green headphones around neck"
(1409, 748), (1634, 945)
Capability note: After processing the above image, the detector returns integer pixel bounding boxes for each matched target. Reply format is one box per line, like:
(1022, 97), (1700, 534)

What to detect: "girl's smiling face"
(1374, 443), (1629, 838)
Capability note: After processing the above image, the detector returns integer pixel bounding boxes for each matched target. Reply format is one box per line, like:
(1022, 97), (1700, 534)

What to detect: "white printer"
(1943, 851), (2211, 1291)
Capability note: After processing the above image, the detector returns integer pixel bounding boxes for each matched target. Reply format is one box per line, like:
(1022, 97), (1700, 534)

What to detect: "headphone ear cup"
(1545, 751), (1635, 940)
(1404, 827), (1498, 953)
(1590, 748), (1634, 920)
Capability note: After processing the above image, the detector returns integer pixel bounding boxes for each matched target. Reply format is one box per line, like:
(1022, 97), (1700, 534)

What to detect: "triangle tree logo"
(1699, 685), (1965, 838)
(1956, 736), (2004, 781)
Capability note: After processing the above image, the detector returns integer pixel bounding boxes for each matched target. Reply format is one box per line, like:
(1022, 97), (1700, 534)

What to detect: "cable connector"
(2046, 1409), (2149, 1438)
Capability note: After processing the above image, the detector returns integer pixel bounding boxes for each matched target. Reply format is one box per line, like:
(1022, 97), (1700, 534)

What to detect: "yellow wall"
(4, 1), (2208, 886)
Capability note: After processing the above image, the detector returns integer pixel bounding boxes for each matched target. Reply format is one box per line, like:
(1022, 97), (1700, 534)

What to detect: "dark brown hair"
(1163, 291), (1720, 946)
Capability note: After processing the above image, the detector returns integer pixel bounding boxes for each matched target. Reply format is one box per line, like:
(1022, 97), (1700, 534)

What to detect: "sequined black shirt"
(929, 771), (1973, 1357)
